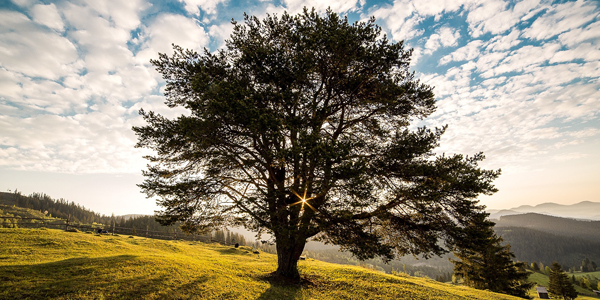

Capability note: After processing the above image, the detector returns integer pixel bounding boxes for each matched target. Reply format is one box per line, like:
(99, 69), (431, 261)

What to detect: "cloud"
(523, 0), (599, 41)
(30, 3), (64, 31)
(0, 11), (80, 80)
(178, 0), (228, 15)
(424, 26), (460, 54)
(0, 112), (148, 173)
(135, 13), (209, 64)
(439, 40), (484, 64)
(558, 20), (600, 46)
(466, 0), (541, 38)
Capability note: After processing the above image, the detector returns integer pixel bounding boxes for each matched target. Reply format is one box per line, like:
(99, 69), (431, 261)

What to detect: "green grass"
(0, 228), (533, 300)
(527, 272), (598, 299)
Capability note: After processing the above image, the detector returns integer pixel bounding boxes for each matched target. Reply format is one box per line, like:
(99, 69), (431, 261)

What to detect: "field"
(528, 272), (598, 299)
(0, 228), (527, 300)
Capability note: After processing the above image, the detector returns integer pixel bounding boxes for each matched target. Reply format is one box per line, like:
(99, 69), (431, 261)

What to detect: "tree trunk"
(275, 236), (306, 279)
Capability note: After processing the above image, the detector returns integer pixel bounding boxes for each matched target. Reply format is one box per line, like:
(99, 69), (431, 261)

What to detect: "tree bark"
(275, 235), (307, 279)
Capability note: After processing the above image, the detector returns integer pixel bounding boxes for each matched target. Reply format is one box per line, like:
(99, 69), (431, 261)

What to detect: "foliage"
(452, 214), (533, 299)
(134, 8), (499, 279)
(1, 228), (525, 300)
(548, 262), (578, 300)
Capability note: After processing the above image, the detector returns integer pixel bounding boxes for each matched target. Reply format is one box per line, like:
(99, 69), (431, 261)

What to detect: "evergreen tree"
(548, 262), (578, 300)
(133, 8), (499, 279)
(532, 262), (540, 272)
(582, 258), (590, 272)
(451, 213), (533, 299)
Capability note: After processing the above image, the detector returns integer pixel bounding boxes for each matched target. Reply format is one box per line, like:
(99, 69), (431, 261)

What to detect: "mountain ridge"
(487, 200), (600, 220)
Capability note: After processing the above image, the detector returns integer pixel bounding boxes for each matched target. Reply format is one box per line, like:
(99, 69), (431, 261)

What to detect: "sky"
(0, 0), (598, 216)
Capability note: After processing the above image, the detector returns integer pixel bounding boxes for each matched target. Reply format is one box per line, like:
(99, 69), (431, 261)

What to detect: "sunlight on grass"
(1, 228), (525, 299)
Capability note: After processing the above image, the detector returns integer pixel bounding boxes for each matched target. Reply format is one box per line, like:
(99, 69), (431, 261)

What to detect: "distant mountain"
(495, 213), (600, 240)
(488, 201), (600, 220)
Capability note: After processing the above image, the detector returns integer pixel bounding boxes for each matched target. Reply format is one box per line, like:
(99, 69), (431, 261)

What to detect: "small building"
(536, 287), (550, 299)
(593, 290), (600, 296)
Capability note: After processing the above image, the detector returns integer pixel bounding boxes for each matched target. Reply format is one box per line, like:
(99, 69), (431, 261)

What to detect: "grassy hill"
(528, 272), (598, 298)
(0, 228), (527, 300)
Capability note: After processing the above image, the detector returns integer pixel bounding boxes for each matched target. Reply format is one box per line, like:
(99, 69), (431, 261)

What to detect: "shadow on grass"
(214, 247), (253, 256)
(0, 255), (209, 299)
(255, 272), (320, 300)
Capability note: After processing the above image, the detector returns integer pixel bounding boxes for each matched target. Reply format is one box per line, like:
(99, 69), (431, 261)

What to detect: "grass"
(0, 228), (529, 300)
(527, 272), (598, 299)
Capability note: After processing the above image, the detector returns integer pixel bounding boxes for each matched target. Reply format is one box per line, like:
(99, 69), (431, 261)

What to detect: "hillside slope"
(496, 227), (600, 267)
(495, 213), (600, 240)
(0, 228), (522, 300)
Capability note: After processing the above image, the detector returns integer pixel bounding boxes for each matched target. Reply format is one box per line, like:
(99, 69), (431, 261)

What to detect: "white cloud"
(136, 13), (209, 64)
(30, 3), (64, 31)
(439, 40), (484, 64)
(523, 0), (599, 41)
(0, 11), (80, 80)
(466, 0), (540, 37)
(485, 29), (521, 52)
(0, 113), (148, 173)
(178, 0), (228, 15)
(558, 20), (600, 46)
(424, 26), (460, 54)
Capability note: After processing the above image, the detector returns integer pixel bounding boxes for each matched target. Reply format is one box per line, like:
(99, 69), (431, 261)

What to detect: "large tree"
(133, 9), (500, 279)
(451, 213), (533, 298)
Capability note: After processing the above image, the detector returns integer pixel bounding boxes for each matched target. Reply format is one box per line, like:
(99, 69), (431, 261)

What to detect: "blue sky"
(0, 0), (598, 216)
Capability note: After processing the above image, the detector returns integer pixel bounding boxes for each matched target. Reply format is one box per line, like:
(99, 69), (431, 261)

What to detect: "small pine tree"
(532, 262), (540, 272)
(548, 262), (578, 300)
(451, 213), (533, 299)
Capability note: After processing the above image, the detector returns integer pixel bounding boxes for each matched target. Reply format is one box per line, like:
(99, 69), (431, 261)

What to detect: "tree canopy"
(133, 8), (500, 279)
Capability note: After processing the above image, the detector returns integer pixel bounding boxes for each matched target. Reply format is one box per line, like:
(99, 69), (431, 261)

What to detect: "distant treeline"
(496, 226), (600, 267)
(0, 191), (112, 225)
(0, 191), (272, 249)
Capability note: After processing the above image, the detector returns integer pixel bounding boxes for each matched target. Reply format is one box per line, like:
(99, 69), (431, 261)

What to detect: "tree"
(134, 9), (499, 279)
(532, 262), (540, 272)
(548, 262), (578, 300)
(451, 213), (533, 299)
(582, 258), (590, 272)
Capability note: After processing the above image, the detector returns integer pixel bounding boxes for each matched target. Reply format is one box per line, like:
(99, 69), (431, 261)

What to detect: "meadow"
(0, 228), (529, 300)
